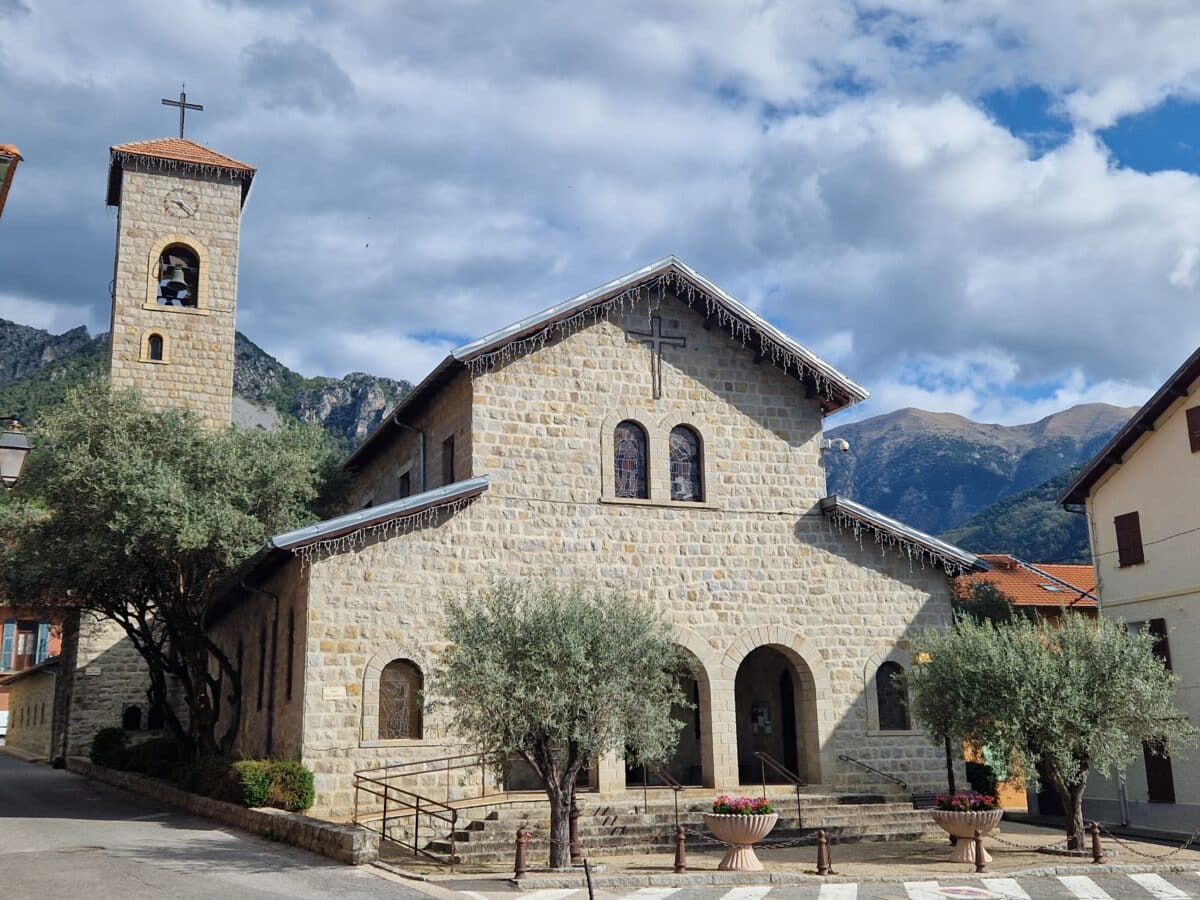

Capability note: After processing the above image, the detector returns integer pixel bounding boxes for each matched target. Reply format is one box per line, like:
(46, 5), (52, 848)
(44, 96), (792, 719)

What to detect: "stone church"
(61, 134), (989, 823)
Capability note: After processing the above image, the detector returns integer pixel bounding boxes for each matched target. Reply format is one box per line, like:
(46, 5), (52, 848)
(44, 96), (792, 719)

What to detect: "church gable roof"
(346, 257), (868, 470)
(107, 138), (256, 206)
(454, 256), (868, 411)
(820, 495), (989, 575)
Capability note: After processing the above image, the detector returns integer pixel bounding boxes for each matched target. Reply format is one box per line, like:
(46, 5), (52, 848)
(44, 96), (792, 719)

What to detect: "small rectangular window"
(442, 435), (455, 485)
(1187, 406), (1200, 454)
(398, 471), (412, 499)
(1115, 511), (1145, 567)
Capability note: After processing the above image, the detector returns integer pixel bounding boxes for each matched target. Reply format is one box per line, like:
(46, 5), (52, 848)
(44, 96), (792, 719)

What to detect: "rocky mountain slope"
(942, 465), (1090, 563)
(0, 320), (412, 450)
(825, 404), (1134, 536)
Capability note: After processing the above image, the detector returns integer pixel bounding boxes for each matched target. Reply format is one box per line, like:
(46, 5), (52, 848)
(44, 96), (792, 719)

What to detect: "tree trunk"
(548, 784), (573, 870)
(1044, 761), (1088, 851)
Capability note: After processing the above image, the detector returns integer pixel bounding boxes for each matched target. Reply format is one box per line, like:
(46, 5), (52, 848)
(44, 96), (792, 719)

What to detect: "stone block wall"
(108, 167), (242, 429)
(346, 370), (473, 510)
(290, 298), (964, 819)
(209, 557), (309, 760)
(59, 612), (156, 757)
(4, 667), (56, 760)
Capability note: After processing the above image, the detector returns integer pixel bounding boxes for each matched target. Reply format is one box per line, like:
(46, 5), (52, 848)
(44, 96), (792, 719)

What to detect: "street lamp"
(0, 145), (21, 221)
(0, 417), (31, 488)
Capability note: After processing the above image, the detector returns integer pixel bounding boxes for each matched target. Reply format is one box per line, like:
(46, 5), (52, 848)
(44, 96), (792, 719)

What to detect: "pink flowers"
(934, 791), (999, 811)
(712, 794), (774, 815)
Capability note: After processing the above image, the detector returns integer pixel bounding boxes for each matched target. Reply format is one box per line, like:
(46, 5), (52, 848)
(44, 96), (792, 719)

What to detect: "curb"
(502, 861), (1199, 889)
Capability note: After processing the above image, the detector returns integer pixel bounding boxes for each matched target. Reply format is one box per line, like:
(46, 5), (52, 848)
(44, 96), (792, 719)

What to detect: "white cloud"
(3, 1), (1200, 418)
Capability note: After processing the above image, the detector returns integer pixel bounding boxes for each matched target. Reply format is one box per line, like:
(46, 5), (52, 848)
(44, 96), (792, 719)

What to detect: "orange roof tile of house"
(954, 553), (1097, 608)
(107, 138), (255, 207)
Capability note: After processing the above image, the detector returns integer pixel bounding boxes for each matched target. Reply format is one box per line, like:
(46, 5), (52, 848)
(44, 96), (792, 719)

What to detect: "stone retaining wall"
(66, 757), (378, 865)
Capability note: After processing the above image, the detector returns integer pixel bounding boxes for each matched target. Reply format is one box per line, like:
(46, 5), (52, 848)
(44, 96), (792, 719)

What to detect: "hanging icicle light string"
(294, 495), (476, 570)
(464, 270), (838, 402)
(825, 507), (970, 577)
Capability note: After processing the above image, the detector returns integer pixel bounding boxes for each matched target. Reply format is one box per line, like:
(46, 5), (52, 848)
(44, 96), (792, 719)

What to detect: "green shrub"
(90, 727), (130, 768)
(232, 760), (273, 808)
(170, 755), (241, 804)
(266, 760), (315, 812)
(122, 737), (181, 779)
(232, 759), (315, 811)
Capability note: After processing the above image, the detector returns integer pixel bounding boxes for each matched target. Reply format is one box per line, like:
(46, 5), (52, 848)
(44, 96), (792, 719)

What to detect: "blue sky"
(3, 1), (1200, 426)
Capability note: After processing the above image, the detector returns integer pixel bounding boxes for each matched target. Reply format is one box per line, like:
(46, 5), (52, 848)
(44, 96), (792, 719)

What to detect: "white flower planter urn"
(930, 809), (1004, 865)
(703, 812), (779, 871)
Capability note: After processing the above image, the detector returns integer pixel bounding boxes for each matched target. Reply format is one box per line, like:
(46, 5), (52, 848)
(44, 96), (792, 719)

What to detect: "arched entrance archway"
(626, 645), (712, 787)
(734, 645), (818, 785)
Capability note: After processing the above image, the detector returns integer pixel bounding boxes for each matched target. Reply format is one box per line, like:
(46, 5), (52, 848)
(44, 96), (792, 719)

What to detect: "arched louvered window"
(669, 425), (703, 501)
(614, 421), (649, 499)
(875, 661), (910, 731)
(379, 659), (423, 740)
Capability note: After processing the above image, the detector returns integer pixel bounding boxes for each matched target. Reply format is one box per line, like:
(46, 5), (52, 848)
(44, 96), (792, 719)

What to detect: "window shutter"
(1148, 618), (1173, 670)
(1114, 511), (1145, 567)
(35, 623), (50, 664)
(1188, 407), (1200, 454)
(1, 621), (13, 670)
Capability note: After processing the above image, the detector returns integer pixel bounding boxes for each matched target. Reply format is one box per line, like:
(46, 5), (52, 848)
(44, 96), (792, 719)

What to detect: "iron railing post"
(382, 784), (389, 842)
(450, 809), (457, 873)
(414, 796), (421, 854)
(673, 786), (680, 832)
(760, 758), (767, 799)
(642, 765), (648, 811)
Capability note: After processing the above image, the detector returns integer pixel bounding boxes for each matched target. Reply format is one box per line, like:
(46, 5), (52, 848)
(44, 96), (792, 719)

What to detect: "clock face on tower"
(164, 188), (199, 218)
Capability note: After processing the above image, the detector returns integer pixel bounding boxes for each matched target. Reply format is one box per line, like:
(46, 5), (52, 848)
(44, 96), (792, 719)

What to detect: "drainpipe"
(1118, 774), (1130, 826)
(393, 419), (426, 492)
(241, 578), (280, 757)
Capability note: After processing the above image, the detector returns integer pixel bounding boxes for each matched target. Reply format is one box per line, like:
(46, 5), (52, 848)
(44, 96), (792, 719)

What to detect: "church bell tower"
(105, 134), (255, 428)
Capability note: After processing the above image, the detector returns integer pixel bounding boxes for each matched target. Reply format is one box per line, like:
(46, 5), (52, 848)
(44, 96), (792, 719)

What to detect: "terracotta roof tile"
(954, 553), (1097, 607)
(110, 138), (255, 172)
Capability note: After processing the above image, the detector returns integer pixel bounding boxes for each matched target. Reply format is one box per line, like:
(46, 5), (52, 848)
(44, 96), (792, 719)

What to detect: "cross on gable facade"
(205, 258), (986, 819)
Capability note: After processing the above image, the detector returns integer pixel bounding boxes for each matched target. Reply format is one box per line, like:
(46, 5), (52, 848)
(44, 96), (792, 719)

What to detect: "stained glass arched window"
(670, 425), (703, 501)
(614, 420), (649, 499)
(875, 661), (910, 731)
(379, 658), (423, 739)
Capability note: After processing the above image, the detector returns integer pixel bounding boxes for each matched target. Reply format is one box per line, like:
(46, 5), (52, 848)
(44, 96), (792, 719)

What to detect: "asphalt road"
(0, 752), (432, 899)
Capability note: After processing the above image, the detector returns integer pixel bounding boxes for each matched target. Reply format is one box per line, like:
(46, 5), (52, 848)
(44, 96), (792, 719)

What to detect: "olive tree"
(904, 612), (1195, 849)
(2, 380), (343, 758)
(435, 581), (687, 869)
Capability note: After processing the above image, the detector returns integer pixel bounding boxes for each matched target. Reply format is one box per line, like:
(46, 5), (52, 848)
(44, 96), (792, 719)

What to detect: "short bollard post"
(514, 827), (529, 880)
(816, 829), (832, 876)
(569, 798), (581, 864)
(1090, 822), (1104, 863)
(974, 829), (986, 873)
(674, 825), (687, 874)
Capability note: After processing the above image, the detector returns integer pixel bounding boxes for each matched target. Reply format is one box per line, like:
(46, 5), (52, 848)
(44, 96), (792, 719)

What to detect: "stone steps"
(379, 793), (936, 866)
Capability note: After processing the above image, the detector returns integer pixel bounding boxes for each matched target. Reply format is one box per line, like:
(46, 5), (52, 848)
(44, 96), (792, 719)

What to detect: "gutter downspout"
(241, 577), (280, 758)
(393, 419), (426, 493)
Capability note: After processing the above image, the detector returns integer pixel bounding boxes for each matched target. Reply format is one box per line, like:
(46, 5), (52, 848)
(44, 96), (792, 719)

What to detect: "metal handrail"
(753, 751), (805, 829)
(354, 773), (459, 867)
(838, 753), (908, 790)
(640, 762), (684, 831)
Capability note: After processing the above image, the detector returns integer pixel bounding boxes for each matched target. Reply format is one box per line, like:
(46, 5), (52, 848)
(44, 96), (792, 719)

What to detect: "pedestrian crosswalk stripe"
(1058, 876), (1113, 899)
(718, 888), (772, 900)
(623, 890), (680, 900)
(819, 885), (858, 900)
(1128, 874), (1189, 899)
(904, 881), (942, 900)
(519, 891), (581, 900)
(982, 878), (1031, 899)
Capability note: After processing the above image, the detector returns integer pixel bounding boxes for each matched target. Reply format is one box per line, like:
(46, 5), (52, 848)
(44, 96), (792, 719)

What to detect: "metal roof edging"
(269, 475), (490, 552)
(820, 494), (989, 573)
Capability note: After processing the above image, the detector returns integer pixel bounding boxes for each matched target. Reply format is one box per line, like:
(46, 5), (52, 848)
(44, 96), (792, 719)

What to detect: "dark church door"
(780, 670), (799, 777)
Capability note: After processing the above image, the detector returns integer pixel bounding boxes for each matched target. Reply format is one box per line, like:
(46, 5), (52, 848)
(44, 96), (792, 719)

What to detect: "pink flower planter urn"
(702, 812), (779, 870)
(930, 809), (1004, 865)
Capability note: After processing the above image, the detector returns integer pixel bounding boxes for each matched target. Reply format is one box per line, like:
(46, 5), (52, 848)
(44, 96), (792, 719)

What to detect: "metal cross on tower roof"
(161, 85), (203, 139)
